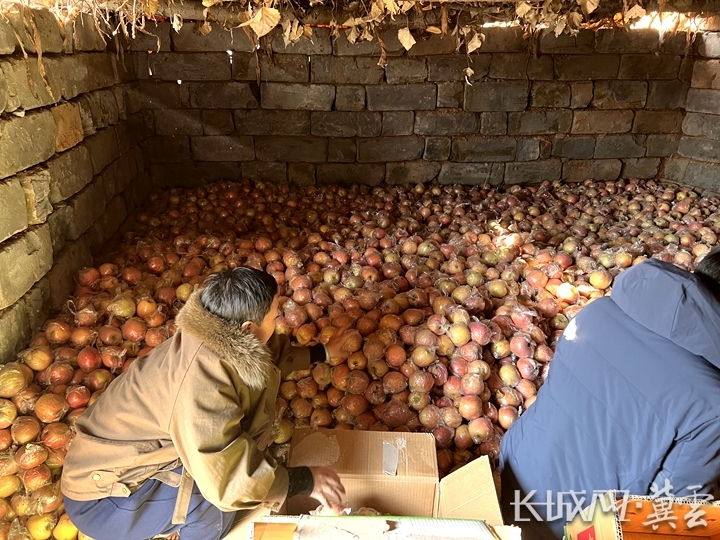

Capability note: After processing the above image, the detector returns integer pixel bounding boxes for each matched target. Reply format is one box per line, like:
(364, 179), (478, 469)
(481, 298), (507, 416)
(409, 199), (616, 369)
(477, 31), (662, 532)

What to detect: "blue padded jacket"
(499, 259), (720, 539)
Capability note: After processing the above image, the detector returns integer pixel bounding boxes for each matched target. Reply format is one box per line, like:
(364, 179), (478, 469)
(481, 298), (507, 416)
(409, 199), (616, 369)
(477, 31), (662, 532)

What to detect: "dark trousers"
(63, 467), (236, 540)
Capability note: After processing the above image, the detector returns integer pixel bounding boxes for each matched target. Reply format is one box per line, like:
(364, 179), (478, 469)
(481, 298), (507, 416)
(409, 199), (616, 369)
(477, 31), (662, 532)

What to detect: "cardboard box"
(245, 428), (520, 540)
(252, 515), (519, 540)
(565, 491), (720, 540)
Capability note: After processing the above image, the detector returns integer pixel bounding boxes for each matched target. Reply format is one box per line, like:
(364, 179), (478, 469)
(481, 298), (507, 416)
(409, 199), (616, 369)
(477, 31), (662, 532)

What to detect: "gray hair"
(200, 267), (278, 324)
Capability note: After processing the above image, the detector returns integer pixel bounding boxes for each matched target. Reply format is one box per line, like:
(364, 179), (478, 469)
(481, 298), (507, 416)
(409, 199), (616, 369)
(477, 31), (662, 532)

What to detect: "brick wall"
(664, 32), (720, 192)
(128, 21), (695, 187)
(0, 10), (152, 363)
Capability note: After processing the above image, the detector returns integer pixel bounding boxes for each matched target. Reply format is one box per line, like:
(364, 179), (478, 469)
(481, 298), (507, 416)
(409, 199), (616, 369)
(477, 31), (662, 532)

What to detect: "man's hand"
(309, 466), (346, 511)
(323, 325), (361, 363)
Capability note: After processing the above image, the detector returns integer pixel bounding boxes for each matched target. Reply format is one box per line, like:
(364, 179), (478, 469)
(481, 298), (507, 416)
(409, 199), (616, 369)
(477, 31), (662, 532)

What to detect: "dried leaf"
(143, 0), (159, 18)
(283, 18), (303, 46)
(201, 0), (223, 8)
(568, 11), (584, 27)
(625, 4), (646, 19)
(364, 0), (385, 22)
(239, 6), (281, 38)
(400, 2), (414, 13)
(397, 27), (415, 50)
(195, 20), (212, 36)
(303, 25), (313, 40)
(463, 67), (474, 78)
(346, 25), (360, 44)
(291, 22), (304, 43)
(171, 14), (183, 33)
(383, 0), (400, 16)
(369, 1), (384, 21)
(376, 27), (389, 68)
(524, 11), (539, 27)
(466, 31), (484, 54)
(516, 2), (533, 17)
(426, 26), (442, 34)
(554, 17), (566, 36)
(576, 0), (599, 16)
(377, 46), (388, 68)
(441, 6), (448, 34)
(361, 25), (373, 42)
(237, 13), (257, 43)
(283, 27), (292, 47)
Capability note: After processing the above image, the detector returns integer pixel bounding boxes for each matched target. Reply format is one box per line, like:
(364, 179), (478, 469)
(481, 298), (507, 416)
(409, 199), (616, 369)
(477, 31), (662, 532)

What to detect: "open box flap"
(436, 455), (503, 525)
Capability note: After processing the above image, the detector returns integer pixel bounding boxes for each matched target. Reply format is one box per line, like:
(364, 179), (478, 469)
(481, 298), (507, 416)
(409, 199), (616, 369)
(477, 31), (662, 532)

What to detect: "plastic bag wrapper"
(311, 504), (383, 517)
(74, 306), (99, 327)
(266, 442), (290, 466)
(8, 518), (31, 540)
(509, 304), (537, 330)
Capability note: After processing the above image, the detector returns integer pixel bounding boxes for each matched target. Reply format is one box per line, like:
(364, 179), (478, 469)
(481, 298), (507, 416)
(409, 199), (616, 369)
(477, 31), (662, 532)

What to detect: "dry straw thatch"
(0, 0), (712, 65)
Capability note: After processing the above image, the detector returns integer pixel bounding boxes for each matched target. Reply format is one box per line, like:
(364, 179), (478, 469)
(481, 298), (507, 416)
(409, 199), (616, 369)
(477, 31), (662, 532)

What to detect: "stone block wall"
(664, 32), (720, 193)
(0, 10), (152, 363)
(0, 11), (717, 361)
(128, 22), (694, 187)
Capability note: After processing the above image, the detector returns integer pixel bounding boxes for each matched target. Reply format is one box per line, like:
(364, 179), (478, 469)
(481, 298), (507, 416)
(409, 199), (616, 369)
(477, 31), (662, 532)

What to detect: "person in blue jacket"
(499, 250), (720, 540)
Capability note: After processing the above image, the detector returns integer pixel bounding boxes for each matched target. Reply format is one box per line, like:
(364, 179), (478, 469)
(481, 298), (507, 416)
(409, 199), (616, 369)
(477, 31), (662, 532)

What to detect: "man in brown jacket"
(61, 267), (348, 540)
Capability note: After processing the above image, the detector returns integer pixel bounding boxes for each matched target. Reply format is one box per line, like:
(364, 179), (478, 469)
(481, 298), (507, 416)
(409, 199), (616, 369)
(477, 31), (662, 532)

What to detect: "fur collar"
(175, 292), (275, 389)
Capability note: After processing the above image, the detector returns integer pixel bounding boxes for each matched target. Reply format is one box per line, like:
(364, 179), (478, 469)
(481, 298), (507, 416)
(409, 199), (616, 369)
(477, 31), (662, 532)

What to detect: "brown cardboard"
(565, 492), (720, 540)
(437, 452), (504, 525)
(286, 428), (439, 517)
(230, 428), (521, 540)
(286, 428), (504, 522)
(222, 428), (519, 539)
